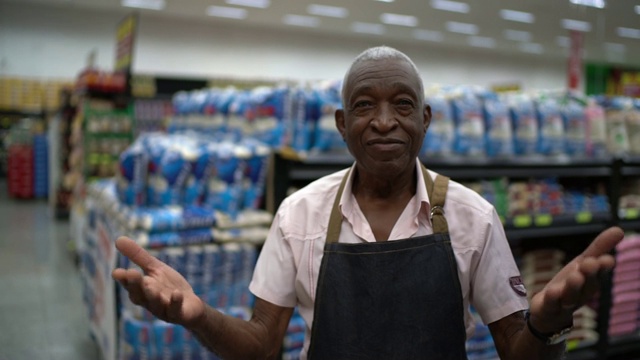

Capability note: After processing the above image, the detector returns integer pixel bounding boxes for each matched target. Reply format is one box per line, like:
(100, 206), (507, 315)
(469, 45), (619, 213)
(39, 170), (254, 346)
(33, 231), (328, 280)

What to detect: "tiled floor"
(0, 182), (100, 360)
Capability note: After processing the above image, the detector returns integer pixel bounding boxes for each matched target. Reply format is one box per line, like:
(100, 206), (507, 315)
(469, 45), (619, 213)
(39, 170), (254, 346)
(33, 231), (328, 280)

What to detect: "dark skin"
(112, 55), (624, 359)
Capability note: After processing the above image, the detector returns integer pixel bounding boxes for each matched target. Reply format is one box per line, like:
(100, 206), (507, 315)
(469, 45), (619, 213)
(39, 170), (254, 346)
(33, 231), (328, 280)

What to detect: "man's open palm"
(111, 236), (205, 327)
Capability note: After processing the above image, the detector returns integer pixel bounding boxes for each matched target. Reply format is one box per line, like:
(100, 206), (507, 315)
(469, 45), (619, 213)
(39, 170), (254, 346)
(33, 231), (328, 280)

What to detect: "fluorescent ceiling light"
(504, 30), (531, 42)
(499, 9), (535, 23)
(556, 36), (570, 47)
(604, 43), (626, 52)
(446, 21), (478, 35)
(519, 43), (544, 54)
(430, 0), (469, 13)
(282, 14), (320, 27)
(468, 36), (496, 48)
(412, 29), (443, 42)
(380, 13), (418, 27)
(121, 0), (165, 10)
(617, 27), (640, 39)
(351, 22), (386, 35)
(636, 5), (640, 14)
(225, 0), (269, 9)
(561, 19), (592, 32)
(569, 0), (605, 9)
(307, 4), (348, 18)
(207, 5), (248, 18)
(376, 0), (394, 2)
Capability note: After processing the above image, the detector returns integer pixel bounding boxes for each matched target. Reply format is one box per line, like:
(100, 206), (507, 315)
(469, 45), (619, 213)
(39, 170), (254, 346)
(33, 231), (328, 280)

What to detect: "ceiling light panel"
(519, 43), (543, 54)
(207, 5), (248, 18)
(504, 30), (532, 42)
(307, 4), (348, 18)
(499, 9), (535, 23)
(376, 0), (394, 2)
(604, 43), (626, 52)
(283, 14), (320, 27)
(617, 27), (640, 39)
(446, 21), (478, 35)
(412, 29), (443, 42)
(352, 22), (386, 35)
(468, 36), (496, 48)
(380, 13), (418, 27)
(556, 36), (570, 47)
(121, 0), (165, 10)
(225, 0), (269, 9)
(569, 0), (606, 9)
(636, 5), (640, 14)
(430, 0), (469, 13)
(561, 19), (592, 32)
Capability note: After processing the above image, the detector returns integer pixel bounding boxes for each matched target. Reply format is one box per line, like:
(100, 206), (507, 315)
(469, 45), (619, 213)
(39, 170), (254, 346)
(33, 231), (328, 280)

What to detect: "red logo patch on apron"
(509, 276), (527, 297)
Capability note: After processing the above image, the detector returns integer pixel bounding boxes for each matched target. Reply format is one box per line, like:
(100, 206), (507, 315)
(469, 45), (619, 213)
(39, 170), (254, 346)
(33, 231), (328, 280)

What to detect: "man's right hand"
(112, 236), (206, 327)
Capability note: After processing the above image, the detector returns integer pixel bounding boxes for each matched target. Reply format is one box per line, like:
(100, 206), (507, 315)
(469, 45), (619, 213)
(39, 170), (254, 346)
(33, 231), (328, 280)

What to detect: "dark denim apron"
(307, 166), (468, 359)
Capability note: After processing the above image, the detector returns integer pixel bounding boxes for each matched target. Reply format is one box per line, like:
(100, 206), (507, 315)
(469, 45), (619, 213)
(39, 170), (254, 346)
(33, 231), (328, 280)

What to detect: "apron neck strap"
(421, 164), (450, 234)
(326, 163), (451, 244)
(326, 168), (351, 244)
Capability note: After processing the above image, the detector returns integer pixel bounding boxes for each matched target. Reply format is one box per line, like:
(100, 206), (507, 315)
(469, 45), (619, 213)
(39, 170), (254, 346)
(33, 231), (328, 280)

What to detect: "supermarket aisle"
(0, 182), (100, 360)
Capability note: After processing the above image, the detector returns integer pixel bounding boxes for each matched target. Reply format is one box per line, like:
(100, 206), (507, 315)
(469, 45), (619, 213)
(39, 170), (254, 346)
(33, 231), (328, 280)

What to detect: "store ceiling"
(10, 0), (640, 66)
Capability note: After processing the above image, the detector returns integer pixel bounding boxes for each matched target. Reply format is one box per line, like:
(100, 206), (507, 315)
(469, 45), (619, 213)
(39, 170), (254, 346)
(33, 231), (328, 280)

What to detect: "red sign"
(567, 31), (584, 91)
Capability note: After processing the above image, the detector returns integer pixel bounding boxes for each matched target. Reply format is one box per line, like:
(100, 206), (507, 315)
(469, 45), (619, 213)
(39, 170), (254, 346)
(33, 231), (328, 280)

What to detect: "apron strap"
(325, 164), (451, 243)
(421, 165), (450, 234)
(326, 168), (351, 244)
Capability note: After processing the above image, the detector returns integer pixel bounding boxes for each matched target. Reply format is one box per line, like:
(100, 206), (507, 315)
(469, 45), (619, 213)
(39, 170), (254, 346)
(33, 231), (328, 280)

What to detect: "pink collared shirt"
(249, 159), (528, 359)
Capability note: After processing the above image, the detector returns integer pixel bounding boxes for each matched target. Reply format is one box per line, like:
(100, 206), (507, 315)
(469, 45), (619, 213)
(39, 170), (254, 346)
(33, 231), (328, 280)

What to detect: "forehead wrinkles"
(347, 65), (417, 99)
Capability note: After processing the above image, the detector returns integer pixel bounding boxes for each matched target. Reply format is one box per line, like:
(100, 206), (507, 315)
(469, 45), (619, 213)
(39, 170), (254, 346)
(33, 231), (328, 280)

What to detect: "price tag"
(513, 215), (532, 228)
(534, 214), (553, 227)
(566, 339), (580, 351)
(626, 208), (640, 220)
(575, 211), (593, 224)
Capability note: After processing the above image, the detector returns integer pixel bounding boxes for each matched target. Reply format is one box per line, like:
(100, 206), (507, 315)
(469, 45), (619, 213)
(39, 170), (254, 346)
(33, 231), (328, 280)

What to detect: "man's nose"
(371, 103), (398, 132)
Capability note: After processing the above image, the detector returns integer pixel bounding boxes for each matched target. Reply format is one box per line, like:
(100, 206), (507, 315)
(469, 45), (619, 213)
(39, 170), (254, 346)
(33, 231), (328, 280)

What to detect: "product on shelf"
(509, 95), (539, 156)
(421, 95), (455, 156)
(609, 233), (640, 339)
(465, 307), (498, 360)
(483, 93), (513, 158)
(5, 118), (48, 199)
(520, 249), (599, 350)
(618, 179), (640, 221)
(282, 308), (306, 360)
(452, 91), (485, 156)
(536, 97), (565, 156)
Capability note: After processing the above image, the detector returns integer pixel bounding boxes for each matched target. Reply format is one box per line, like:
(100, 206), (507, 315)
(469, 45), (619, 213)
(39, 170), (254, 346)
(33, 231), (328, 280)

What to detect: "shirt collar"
(340, 158), (431, 216)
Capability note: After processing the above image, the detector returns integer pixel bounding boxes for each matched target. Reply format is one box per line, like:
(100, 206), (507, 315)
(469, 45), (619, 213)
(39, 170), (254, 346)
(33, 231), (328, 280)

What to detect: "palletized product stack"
(281, 309), (306, 360)
(7, 143), (33, 198)
(78, 129), (274, 360)
(520, 249), (599, 350)
(33, 134), (48, 198)
(609, 233), (640, 339)
(465, 307), (498, 360)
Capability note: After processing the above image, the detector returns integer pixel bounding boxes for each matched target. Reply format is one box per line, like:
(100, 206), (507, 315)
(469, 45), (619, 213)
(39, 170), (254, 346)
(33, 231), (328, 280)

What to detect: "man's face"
(336, 58), (430, 176)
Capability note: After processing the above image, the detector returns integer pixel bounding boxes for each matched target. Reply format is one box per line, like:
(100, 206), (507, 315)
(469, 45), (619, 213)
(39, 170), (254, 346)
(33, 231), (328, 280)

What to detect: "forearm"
(495, 312), (566, 360)
(188, 304), (278, 359)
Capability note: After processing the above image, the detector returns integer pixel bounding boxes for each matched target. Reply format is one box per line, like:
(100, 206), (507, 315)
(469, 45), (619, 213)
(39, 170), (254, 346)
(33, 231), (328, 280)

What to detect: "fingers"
(582, 226), (624, 258)
(115, 237), (161, 273)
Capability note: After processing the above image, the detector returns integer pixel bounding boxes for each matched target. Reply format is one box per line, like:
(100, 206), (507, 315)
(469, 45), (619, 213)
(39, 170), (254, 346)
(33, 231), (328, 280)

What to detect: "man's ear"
(335, 109), (346, 140)
(423, 104), (432, 134)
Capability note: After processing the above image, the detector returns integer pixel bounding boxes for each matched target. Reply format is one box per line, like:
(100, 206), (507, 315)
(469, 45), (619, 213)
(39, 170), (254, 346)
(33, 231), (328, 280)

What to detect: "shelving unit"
(268, 151), (638, 359)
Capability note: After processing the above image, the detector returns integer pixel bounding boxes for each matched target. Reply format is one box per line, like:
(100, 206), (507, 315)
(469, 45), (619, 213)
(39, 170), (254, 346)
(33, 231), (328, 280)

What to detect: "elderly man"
(113, 46), (623, 359)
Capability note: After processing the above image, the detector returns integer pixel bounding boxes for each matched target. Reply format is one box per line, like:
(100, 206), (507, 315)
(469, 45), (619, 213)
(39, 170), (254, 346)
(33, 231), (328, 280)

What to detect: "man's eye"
(397, 99), (414, 107)
(354, 101), (372, 108)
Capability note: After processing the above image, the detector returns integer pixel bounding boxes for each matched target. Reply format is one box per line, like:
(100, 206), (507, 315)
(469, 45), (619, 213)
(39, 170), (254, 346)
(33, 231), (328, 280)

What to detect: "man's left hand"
(528, 226), (624, 334)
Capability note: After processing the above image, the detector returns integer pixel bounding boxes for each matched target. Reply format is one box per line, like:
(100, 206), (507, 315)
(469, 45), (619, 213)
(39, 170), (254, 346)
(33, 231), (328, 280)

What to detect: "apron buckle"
(430, 205), (445, 221)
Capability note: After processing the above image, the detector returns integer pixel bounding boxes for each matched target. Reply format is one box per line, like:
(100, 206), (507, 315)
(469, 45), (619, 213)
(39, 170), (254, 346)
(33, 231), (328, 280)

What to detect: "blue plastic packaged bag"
(451, 93), (485, 156)
(561, 101), (587, 156)
(483, 97), (513, 157)
(510, 97), (538, 156)
(536, 98), (565, 156)
(422, 96), (454, 156)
